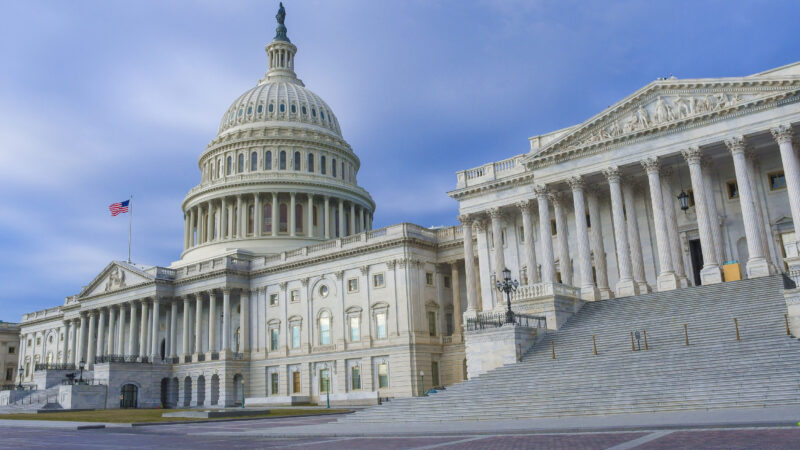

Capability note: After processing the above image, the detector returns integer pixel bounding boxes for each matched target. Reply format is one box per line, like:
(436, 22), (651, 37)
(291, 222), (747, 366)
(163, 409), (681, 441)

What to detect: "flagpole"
(128, 195), (133, 263)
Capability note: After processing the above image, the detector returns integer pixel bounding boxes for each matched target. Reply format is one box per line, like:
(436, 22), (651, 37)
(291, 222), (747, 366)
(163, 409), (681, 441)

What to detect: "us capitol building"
(12, 5), (800, 409)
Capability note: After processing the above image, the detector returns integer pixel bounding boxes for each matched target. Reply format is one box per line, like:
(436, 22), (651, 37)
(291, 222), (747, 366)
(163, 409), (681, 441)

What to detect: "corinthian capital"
(457, 214), (473, 226)
(681, 146), (702, 164)
(770, 124), (794, 145)
(724, 135), (746, 154)
(566, 175), (585, 191)
(603, 166), (621, 183)
(533, 184), (550, 198)
(516, 199), (534, 213)
(640, 157), (661, 174)
(488, 208), (504, 220)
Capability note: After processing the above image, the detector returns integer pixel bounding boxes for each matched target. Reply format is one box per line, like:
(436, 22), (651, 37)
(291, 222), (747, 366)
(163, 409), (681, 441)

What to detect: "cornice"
(447, 172), (534, 201)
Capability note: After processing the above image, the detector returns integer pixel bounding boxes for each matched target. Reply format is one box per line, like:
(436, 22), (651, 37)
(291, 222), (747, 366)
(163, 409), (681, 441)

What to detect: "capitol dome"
(180, 4), (375, 262)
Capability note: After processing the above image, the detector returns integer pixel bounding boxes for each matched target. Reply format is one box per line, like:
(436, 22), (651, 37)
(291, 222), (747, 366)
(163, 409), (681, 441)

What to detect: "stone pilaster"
(195, 295), (203, 356)
(182, 296), (190, 358)
(208, 290), (217, 353)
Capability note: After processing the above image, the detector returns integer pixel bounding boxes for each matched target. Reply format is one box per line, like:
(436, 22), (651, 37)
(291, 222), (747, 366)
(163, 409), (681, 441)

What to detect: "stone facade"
(0, 322), (20, 387)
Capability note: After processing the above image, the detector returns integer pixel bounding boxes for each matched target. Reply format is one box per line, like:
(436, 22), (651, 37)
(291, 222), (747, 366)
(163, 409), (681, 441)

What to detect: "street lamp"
(420, 370), (425, 397)
(17, 367), (23, 389)
(495, 267), (519, 324)
(78, 360), (85, 383)
(325, 373), (330, 409)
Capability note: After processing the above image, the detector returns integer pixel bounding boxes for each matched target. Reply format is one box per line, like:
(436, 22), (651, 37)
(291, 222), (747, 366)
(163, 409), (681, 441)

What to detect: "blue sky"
(1, 0), (799, 320)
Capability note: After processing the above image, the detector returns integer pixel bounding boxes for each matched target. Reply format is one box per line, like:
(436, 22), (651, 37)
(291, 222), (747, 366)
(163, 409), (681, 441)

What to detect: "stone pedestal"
(464, 323), (542, 380)
(58, 384), (107, 410)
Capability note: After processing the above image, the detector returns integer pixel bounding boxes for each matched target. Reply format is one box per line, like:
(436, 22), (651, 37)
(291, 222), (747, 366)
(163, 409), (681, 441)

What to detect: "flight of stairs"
(0, 385), (62, 414)
(341, 276), (800, 423)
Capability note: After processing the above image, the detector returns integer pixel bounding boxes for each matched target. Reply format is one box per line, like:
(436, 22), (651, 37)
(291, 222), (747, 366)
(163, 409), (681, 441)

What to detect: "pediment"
(525, 74), (800, 168)
(78, 261), (153, 298)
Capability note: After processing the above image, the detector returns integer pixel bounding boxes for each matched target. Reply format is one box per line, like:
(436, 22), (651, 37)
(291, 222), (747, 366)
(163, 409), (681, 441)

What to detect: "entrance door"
(689, 239), (703, 286)
(292, 371), (301, 393)
(120, 384), (138, 409)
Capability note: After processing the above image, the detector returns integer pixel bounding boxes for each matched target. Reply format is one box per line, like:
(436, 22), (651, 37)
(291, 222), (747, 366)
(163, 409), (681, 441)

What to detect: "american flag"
(109, 200), (130, 216)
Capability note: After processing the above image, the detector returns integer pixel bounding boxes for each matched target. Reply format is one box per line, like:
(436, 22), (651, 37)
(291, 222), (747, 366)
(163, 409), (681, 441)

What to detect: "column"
(682, 146), (723, 284)
(350, 203), (356, 236)
(725, 136), (770, 277)
(338, 199), (345, 237)
(534, 185), (556, 283)
(221, 197), (228, 240)
(184, 211), (190, 250)
(75, 315), (86, 364)
(701, 157), (726, 265)
(236, 195), (243, 238)
(221, 289), (231, 352)
(195, 295), (203, 355)
(746, 151), (777, 270)
(206, 201), (213, 243)
(170, 299), (178, 358)
(641, 157), (679, 291)
(771, 125), (800, 240)
(359, 207), (365, 234)
(568, 176), (600, 300)
(307, 194), (314, 238)
(96, 309), (106, 358)
(586, 188), (612, 298)
(458, 215), (479, 314)
(128, 301), (138, 357)
(208, 290), (218, 352)
(118, 304), (127, 356)
(255, 193), (262, 236)
(60, 322), (69, 364)
(107, 307), (116, 357)
(240, 290), (250, 353)
(660, 167), (690, 287)
(182, 296), (191, 359)
(604, 167), (638, 296)
(188, 208), (195, 247)
(488, 208), (506, 283)
(289, 193), (296, 237)
(450, 262), (463, 336)
(87, 312), (97, 366)
(324, 196), (331, 239)
(272, 192), (279, 237)
(622, 178), (651, 292)
(552, 193), (572, 285)
(139, 300), (149, 358)
(517, 200), (539, 284)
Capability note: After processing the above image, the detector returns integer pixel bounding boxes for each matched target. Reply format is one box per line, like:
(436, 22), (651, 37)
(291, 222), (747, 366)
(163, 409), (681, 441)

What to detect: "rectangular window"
(432, 361), (439, 387)
(270, 328), (279, 351)
(373, 273), (385, 288)
(769, 171), (786, 191)
(376, 312), (387, 339)
(320, 316), (331, 345)
(291, 325), (300, 349)
(271, 372), (279, 395)
(378, 363), (388, 388)
(426, 272), (434, 286)
(290, 289), (300, 303)
(351, 366), (361, 390)
(727, 180), (739, 199)
(350, 316), (360, 342)
(347, 278), (359, 293)
(446, 313), (453, 336)
(8, 346), (14, 355)
(292, 371), (301, 393)
(443, 276), (451, 288)
(320, 369), (330, 393)
(428, 311), (437, 337)
(269, 293), (279, 306)
(5, 368), (11, 381)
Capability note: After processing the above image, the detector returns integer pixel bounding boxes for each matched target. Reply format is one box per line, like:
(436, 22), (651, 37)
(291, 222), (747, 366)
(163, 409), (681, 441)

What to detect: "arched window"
(294, 151), (301, 171)
(312, 108), (317, 118)
(238, 108), (243, 117)
(217, 159), (222, 178)
(280, 103), (285, 113)
(238, 154), (244, 173)
(226, 156), (232, 175)
(302, 105), (307, 115)
(268, 103), (274, 113)
(320, 155), (326, 174)
(319, 311), (331, 345)
(295, 204), (303, 234)
(332, 159), (337, 178)
(250, 152), (257, 171)
(265, 151), (272, 170)
(263, 202), (272, 233)
(279, 203), (288, 233)
(291, 104), (296, 113)
(320, 110), (325, 120)
(307, 153), (314, 172)
(247, 106), (252, 115)
(248, 205), (254, 234)
(279, 151), (286, 170)
(257, 104), (263, 114)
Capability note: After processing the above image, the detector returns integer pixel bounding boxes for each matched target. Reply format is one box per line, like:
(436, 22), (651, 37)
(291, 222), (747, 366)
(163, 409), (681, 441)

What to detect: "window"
(269, 103), (274, 113)
(347, 278), (359, 293)
(238, 108), (243, 117)
(263, 202), (272, 233)
(291, 325), (300, 349)
(320, 368), (330, 393)
(431, 362), (440, 387)
(270, 328), (279, 351)
(280, 103), (285, 113)
(313, 206), (318, 227)
(292, 371), (300, 393)
(226, 156), (232, 175)
(378, 363), (388, 388)
(319, 285), (329, 298)
(257, 104), (263, 114)
(446, 313), (453, 336)
(341, 162), (345, 179)
(376, 312), (387, 339)
(290, 289), (300, 303)
(279, 151), (286, 170)
(321, 155), (327, 174)
(332, 159), (337, 177)
(319, 312), (331, 345)
(349, 316), (360, 342)
(5, 368), (11, 381)
(769, 171), (786, 191)
(247, 105), (252, 115)
(251, 152), (258, 171)
(36, 337), (41, 345)
(265, 151), (272, 170)
(428, 311), (437, 336)
(293, 151), (301, 171)
(279, 204), (288, 232)
(373, 273), (385, 288)
(426, 272), (434, 286)
(312, 107), (317, 117)
(271, 372), (279, 394)
(8, 346), (15, 355)
(320, 110), (325, 120)
(443, 276), (451, 288)
(290, 104), (297, 114)
(727, 180), (739, 199)
(307, 153), (314, 172)
(302, 105), (307, 115)
(248, 205), (254, 234)
(351, 365), (361, 390)
(295, 204), (303, 233)
(269, 293), (279, 306)
(238, 153), (244, 173)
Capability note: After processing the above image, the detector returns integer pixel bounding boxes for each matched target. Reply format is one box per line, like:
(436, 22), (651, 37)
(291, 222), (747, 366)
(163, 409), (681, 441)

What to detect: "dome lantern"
(263, 3), (298, 83)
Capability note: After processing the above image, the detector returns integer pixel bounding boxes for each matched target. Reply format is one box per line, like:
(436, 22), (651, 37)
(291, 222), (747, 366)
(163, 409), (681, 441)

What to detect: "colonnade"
(459, 124), (800, 304)
(184, 193), (373, 250)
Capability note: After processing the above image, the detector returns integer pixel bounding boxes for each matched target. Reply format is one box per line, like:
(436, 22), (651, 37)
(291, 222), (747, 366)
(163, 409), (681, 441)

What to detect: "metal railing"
(61, 378), (104, 386)
(210, 352), (220, 361)
(34, 363), (76, 371)
(232, 353), (244, 360)
(197, 354), (206, 362)
(184, 355), (192, 363)
(466, 312), (546, 332)
(95, 355), (144, 364)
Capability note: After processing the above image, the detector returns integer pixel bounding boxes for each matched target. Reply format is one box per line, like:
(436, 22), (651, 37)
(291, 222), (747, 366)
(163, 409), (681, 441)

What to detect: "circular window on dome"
(312, 108), (317, 117)
(291, 104), (297, 113)
(269, 103), (274, 113)
(257, 104), (263, 114)
(302, 105), (307, 115)
(319, 285), (329, 298)
(280, 103), (285, 113)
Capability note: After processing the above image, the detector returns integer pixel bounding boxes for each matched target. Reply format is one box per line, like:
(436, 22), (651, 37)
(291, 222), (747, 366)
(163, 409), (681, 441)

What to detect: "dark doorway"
(120, 384), (138, 409)
(689, 239), (703, 286)
(160, 339), (166, 361)
(160, 378), (169, 408)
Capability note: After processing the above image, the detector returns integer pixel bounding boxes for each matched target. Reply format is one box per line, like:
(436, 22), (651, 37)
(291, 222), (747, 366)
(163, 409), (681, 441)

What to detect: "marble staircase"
(340, 276), (800, 422)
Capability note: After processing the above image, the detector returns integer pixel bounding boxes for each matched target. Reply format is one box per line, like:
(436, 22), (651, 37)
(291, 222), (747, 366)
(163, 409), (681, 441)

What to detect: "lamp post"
(495, 267), (520, 324)
(17, 367), (23, 389)
(420, 370), (425, 397)
(325, 373), (330, 409)
(241, 379), (245, 409)
(78, 359), (85, 384)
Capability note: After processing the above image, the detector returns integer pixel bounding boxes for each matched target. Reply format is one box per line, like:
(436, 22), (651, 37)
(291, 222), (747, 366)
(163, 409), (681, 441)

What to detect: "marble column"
(206, 201), (213, 243)
(236, 195), (243, 238)
(746, 151), (777, 270)
(170, 299), (178, 358)
(701, 157), (726, 266)
(586, 188), (612, 298)
(221, 197), (228, 240)
(451, 262), (463, 336)
(725, 136), (769, 278)
(622, 178), (651, 292)
(551, 192), (572, 285)
(117, 305), (126, 356)
(139, 300), (149, 358)
(240, 290), (250, 353)
(459, 215), (479, 314)
(642, 157), (679, 291)
(488, 208), (506, 283)
(517, 200), (539, 284)
(324, 196), (331, 239)
(195, 295), (203, 355)
(96, 309), (106, 358)
(209, 291), (218, 353)
(290, 193), (297, 237)
(87, 312), (97, 366)
(127, 301), (138, 357)
(350, 203), (356, 236)
(359, 207), (365, 234)
(107, 307), (116, 357)
(182, 296), (190, 359)
(534, 185), (556, 283)
(271, 193), (279, 237)
(307, 194), (314, 238)
(222, 289), (231, 352)
(660, 167), (690, 287)
(60, 322), (69, 364)
(76, 315), (87, 365)
(188, 208), (196, 247)
(682, 146), (723, 284)
(255, 193), (262, 237)
(567, 176), (599, 300)
(604, 167), (638, 296)
(184, 212), (190, 250)
(771, 125), (800, 240)
(338, 199), (345, 237)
